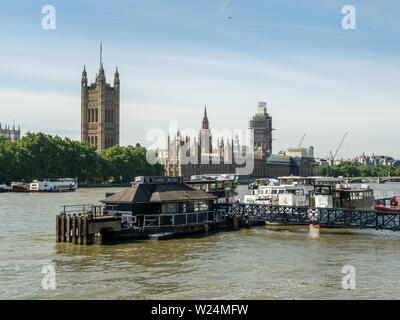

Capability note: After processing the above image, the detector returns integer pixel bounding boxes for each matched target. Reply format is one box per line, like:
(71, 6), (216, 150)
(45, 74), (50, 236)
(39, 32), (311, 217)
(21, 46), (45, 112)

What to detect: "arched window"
(95, 109), (98, 122)
(88, 110), (91, 122)
(111, 111), (114, 123)
(95, 136), (98, 148)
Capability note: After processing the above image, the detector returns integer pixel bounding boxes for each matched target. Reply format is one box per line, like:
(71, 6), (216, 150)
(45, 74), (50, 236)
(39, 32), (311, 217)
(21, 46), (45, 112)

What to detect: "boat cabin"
(314, 184), (374, 209)
(184, 174), (238, 203)
(278, 176), (342, 187)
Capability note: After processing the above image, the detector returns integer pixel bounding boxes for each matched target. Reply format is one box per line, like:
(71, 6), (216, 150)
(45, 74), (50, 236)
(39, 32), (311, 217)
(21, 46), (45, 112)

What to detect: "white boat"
(244, 176), (342, 206)
(0, 184), (12, 193)
(29, 178), (77, 192)
(244, 184), (313, 206)
(243, 176), (374, 210)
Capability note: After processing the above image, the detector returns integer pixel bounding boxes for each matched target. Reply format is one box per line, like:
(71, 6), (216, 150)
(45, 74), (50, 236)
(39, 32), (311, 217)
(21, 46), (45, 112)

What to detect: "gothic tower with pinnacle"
(199, 106), (212, 155)
(81, 43), (120, 152)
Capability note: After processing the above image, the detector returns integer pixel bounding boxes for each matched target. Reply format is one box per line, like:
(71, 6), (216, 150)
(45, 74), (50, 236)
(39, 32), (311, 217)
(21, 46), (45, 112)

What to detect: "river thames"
(1, 183), (400, 299)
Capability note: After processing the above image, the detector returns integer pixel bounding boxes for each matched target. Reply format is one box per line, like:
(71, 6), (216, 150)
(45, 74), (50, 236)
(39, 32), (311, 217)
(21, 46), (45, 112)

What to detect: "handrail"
(142, 210), (220, 227)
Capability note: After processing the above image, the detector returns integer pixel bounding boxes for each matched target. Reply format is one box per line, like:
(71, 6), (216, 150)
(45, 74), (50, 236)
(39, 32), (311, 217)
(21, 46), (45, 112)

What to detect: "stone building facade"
(81, 61), (120, 152)
(0, 123), (21, 142)
(250, 101), (273, 158)
(164, 102), (315, 180)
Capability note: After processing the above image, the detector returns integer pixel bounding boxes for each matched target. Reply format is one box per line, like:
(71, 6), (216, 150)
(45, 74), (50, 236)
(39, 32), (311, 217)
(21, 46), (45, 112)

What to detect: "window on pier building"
(162, 203), (178, 214)
(194, 201), (208, 212)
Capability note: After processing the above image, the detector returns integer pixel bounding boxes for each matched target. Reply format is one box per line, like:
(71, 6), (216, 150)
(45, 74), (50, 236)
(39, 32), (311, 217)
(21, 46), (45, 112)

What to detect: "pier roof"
(101, 183), (217, 204)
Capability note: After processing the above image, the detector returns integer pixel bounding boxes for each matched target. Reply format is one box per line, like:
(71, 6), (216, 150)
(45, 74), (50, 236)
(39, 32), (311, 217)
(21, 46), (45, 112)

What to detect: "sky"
(0, 0), (399, 159)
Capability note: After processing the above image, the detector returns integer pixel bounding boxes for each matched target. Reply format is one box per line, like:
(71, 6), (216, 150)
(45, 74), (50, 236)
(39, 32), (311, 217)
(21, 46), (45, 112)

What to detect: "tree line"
(313, 161), (400, 177)
(0, 132), (164, 184)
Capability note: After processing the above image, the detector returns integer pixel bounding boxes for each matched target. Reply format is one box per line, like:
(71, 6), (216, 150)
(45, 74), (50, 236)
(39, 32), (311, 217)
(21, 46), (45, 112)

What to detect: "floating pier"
(56, 203), (400, 245)
(218, 203), (400, 231)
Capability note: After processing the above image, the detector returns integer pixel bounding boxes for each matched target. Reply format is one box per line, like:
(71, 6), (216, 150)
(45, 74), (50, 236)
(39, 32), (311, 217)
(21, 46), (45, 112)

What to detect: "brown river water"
(1, 184), (400, 299)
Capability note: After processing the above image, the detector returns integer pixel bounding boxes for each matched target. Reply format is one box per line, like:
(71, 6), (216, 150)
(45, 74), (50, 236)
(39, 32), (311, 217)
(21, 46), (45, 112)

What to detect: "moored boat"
(11, 180), (29, 192)
(375, 196), (400, 213)
(184, 174), (239, 203)
(29, 178), (77, 192)
(0, 184), (12, 192)
(243, 176), (375, 210)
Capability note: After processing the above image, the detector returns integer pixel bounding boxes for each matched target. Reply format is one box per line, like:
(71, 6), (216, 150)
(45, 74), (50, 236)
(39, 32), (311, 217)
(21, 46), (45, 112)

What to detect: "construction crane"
(329, 132), (348, 161)
(298, 134), (306, 148)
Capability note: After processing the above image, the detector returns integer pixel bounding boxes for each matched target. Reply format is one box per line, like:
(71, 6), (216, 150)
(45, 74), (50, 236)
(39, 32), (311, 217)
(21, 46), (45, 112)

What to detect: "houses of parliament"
(80, 49), (314, 179)
(80, 48), (120, 152)
(165, 102), (315, 179)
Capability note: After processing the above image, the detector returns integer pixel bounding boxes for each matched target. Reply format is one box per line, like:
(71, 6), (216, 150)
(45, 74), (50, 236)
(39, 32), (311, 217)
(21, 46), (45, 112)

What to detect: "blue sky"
(0, 0), (399, 159)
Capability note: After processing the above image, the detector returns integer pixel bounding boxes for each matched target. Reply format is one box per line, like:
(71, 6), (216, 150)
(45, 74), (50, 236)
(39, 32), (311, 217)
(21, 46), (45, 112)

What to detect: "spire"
(202, 105), (209, 129)
(114, 66), (120, 87)
(100, 41), (103, 68)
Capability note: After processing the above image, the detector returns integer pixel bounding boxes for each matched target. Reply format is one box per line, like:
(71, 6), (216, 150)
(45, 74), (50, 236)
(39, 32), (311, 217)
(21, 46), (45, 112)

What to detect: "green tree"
(0, 133), (164, 184)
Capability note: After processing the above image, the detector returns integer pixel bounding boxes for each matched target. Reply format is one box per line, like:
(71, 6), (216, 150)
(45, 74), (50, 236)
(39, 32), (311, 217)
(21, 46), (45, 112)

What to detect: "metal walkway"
(217, 203), (400, 231)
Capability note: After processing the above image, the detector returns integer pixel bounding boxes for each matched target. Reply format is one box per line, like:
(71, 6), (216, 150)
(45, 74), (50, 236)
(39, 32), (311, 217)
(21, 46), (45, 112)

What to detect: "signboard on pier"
(134, 176), (183, 185)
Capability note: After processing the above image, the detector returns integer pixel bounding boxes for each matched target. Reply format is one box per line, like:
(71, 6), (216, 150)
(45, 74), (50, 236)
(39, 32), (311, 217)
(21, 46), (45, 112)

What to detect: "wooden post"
(83, 215), (88, 245)
(61, 214), (66, 242)
(66, 214), (71, 242)
(56, 215), (61, 242)
(77, 214), (82, 245)
(72, 214), (77, 244)
(233, 216), (239, 230)
(245, 220), (250, 229)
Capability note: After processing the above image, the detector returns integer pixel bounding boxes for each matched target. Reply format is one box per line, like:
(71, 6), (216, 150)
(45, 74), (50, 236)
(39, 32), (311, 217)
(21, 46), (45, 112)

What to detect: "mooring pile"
(56, 214), (94, 245)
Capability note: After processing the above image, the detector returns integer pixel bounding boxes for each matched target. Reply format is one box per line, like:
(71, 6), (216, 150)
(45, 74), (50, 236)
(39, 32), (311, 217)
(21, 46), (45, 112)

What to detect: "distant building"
(352, 153), (400, 168)
(286, 146), (314, 158)
(249, 101), (273, 158)
(81, 46), (120, 152)
(164, 102), (314, 179)
(0, 123), (21, 142)
(315, 158), (329, 166)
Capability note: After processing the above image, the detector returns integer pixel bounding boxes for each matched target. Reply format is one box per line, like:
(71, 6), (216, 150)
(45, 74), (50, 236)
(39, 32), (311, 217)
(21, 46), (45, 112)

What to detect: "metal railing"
(143, 210), (222, 228)
(216, 203), (400, 231)
(60, 204), (103, 215)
